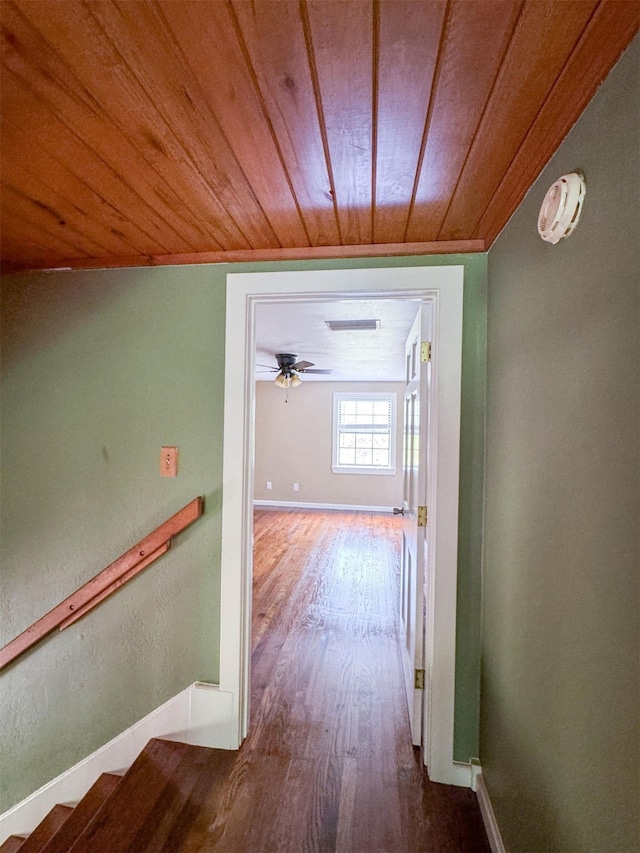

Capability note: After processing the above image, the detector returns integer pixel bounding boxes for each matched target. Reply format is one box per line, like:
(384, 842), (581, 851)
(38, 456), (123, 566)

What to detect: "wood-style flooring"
(200, 509), (490, 852)
(1, 509), (489, 852)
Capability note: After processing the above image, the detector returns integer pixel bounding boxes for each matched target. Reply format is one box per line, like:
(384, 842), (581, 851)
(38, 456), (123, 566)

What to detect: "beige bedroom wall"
(254, 380), (404, 508)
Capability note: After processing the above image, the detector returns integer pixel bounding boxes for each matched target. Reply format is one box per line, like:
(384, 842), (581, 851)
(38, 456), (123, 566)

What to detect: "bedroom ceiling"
(255, 298), (421, 383)
(1, 1), (637, 274)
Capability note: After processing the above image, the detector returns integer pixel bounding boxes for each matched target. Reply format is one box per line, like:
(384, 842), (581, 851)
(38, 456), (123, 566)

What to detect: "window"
(332, 392), (397, 475)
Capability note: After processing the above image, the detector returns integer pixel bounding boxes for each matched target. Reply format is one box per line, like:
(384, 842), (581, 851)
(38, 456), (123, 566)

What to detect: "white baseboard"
(0, 682), (235, 844)
(254, 500), (395, 513)
(476, 772), (507, 853)
(450, 760), (474, 788)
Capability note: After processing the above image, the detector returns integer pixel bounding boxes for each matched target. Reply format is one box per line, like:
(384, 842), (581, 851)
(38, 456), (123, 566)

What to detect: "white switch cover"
(266, 481), (272, 490)
(293, 483), (299, 491)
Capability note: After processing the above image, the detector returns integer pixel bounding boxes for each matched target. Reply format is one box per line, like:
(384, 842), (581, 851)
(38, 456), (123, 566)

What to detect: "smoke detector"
(538, 172), (586, 244)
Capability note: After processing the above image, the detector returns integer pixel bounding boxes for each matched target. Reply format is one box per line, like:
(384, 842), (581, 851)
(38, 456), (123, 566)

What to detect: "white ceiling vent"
(325, 319), (381, 331)
(538, 172), (586, 244)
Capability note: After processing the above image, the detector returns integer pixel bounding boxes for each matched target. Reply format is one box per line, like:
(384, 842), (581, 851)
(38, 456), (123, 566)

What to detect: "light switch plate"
(160, 446), (178, 477)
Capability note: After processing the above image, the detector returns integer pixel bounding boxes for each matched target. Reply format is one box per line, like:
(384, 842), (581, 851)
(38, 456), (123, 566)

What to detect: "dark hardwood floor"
(197, 508), (490, 852)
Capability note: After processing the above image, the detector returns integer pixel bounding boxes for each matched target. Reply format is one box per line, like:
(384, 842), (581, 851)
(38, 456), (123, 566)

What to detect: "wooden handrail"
(0, 497), (204, 671)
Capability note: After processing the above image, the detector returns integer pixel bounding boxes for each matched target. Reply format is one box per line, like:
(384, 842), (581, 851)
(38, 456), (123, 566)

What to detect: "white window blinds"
(335, 396), (393, 469)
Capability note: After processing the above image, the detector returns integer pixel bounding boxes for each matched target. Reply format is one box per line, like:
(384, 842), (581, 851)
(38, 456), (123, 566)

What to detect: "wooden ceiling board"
(229, 0), (341, 247)
(131, 1), (308, 248)
(305, 0), (374, 245)
(1, 115), (151, 259)
(0, 0), (637, 272)
(404, 0), (521, 243)
(0, 222), (50, 265)
(29, 238), (483, 272)
(1, 3), (213, 255)
(0, 196), (95, 260)
(18, 1), (262, 251)
(0, 219), (61, 270)
(1, 118), (162, 255)
(476, 0), (640, 244)
(438, 0), (599, 241)
(0, 69), (184, 257)
(1, 169), (137, 259)
(374, 0), (446, 244)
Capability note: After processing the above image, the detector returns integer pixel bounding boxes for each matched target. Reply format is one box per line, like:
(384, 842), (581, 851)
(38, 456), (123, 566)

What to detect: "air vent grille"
(325, 319), (381, 332)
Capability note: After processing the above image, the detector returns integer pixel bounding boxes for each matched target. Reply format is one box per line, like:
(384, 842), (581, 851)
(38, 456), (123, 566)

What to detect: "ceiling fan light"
(275, 372), (290, 388)
(290, 373), (302, 387)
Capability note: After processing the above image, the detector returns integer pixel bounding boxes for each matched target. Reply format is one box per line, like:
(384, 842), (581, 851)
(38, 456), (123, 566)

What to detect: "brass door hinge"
(417, 505), (428, 527)
(420, 342), (431, 363)
(415, 669), (425, 690)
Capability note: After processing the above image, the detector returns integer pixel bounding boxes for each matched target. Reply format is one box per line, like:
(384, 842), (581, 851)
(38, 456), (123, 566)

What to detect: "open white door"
(398, 305), (431, 746)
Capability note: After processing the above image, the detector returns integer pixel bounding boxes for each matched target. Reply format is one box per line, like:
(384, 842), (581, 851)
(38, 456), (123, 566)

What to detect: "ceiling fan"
(256, 353), (333, 388)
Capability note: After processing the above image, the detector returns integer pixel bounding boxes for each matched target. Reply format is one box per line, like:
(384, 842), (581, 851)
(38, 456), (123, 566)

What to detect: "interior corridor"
(200, 508), (489, 852)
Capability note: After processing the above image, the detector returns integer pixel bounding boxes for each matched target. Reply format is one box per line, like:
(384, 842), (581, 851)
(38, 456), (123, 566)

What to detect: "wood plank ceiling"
(1, 0), (638, 273)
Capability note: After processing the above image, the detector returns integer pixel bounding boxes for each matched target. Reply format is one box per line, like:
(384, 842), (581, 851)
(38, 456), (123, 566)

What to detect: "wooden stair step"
(14, 805), (73, 853)
(67, 739), (188, 853)
(68, 738), (236, 853)
(38, 773), (122, 853)
(0, 836), (27, 853)
(127, 741), (237, 852)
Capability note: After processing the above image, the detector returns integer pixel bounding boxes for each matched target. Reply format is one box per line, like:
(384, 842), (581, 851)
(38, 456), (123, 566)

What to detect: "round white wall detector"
(538, 172), (586, 244)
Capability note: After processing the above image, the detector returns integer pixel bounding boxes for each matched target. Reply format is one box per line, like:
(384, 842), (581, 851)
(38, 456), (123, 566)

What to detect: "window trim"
(331, 391), (397, 475)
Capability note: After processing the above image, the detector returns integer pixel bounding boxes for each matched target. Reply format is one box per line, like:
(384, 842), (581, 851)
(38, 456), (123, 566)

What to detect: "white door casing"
(221, 265), (466, 785)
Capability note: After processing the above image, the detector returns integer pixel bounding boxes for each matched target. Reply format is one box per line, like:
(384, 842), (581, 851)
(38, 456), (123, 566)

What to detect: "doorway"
(221, 265), (467, 786)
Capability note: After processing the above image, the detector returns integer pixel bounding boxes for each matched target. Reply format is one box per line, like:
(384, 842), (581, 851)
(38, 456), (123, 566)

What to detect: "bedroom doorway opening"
(221, 265), (465, 785)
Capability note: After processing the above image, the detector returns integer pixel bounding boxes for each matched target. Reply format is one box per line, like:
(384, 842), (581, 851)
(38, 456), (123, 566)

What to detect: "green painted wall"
(0, 266), (226, 811)
(482, 38), (639, 852)
(1, 252), (485, 810)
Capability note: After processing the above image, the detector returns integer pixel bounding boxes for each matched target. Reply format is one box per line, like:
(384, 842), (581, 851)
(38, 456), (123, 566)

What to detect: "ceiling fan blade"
(297, 368), (333, 374)
(292, 360), (314, 370)
(256, 363), (278, 370)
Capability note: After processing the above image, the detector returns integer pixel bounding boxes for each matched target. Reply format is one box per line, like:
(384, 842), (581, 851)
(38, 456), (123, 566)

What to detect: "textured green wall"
(0, 266), (226, 811)
(482, 39), (639, 851)
(1, 253), (486, 810)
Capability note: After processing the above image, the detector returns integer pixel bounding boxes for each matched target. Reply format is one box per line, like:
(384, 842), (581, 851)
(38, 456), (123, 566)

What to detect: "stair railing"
(0, 496), (204, 671)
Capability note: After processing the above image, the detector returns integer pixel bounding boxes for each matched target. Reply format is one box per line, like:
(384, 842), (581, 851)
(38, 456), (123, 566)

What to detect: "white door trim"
(221, 265), (464, 784)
